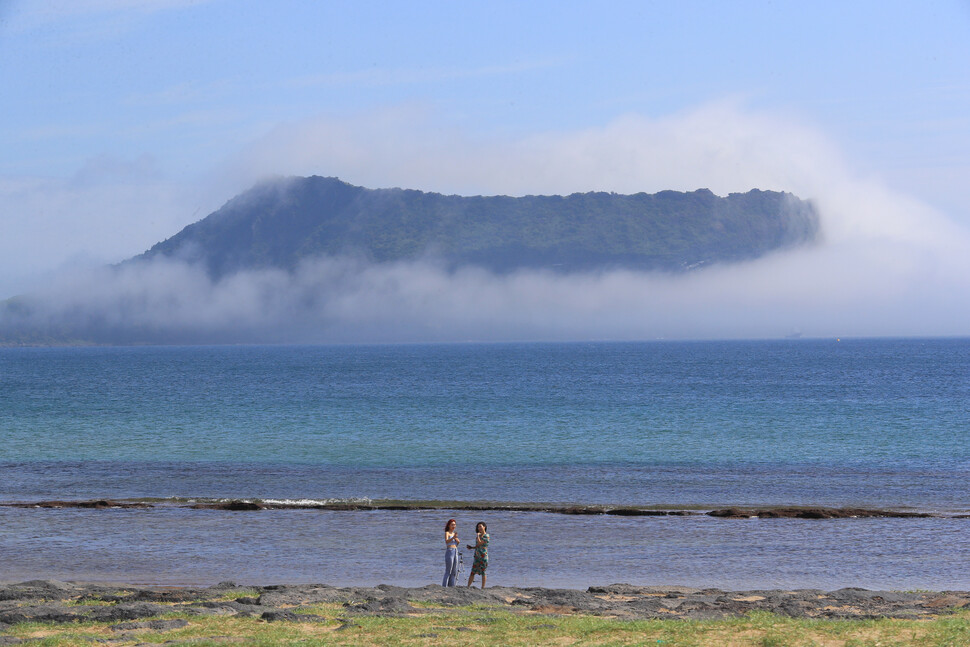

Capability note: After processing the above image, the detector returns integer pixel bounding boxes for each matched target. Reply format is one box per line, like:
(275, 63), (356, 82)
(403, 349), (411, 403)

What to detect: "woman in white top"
(442, 518), (460, 586)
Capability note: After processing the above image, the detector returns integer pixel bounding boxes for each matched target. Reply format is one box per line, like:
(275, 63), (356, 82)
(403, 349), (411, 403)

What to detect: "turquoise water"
(3, 339), (970, 506)
(2, 339), (969, 587)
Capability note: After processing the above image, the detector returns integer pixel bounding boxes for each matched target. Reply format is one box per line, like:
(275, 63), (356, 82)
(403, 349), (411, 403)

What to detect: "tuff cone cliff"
(136, 176), (819, 276)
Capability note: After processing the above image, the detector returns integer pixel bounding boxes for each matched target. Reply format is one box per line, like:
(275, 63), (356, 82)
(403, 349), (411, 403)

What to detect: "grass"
(215, 587), (261, 601)
(3, 605), (970, 646)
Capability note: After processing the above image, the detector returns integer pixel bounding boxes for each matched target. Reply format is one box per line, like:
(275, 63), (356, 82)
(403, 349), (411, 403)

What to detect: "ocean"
(1, 339), (969, 589)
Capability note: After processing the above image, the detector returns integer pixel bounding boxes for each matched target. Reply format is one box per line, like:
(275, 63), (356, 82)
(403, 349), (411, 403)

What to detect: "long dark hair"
(476, 521), (487, 533)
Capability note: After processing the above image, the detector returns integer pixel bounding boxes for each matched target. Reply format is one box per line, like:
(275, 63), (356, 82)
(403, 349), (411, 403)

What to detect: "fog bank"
(4, 235), (970, 344)
(4, 102), (970, 343)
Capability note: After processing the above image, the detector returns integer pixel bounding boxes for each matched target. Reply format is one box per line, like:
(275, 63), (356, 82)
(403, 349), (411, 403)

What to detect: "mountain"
(0, 177), (821, 346)
(136, 176), (819, 275)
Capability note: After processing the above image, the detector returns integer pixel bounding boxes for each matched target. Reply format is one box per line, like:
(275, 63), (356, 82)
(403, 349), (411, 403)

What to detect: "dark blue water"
(2, 339), (969, 588)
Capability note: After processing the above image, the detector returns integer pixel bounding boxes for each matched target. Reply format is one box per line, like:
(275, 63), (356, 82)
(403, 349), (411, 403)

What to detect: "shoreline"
(2, 498), (963, 518)
(2, 581), (969, 625)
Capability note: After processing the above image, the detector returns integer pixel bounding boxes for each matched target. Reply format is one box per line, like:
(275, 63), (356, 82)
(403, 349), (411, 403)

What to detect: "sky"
(1, 0), (970, 341)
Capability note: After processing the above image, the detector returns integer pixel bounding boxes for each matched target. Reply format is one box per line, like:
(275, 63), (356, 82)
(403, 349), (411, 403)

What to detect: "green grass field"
(4, 603), (970, 646)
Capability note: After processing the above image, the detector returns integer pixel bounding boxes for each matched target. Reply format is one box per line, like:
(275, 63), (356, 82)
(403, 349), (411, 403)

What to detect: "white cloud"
(226, 101), (969, 248)
(0, 155), (216, 298)
(5, 100), (970, 341)
(6, 240), (970, 344)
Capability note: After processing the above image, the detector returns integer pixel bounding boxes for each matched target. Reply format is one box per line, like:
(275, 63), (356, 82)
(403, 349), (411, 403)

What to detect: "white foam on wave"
(132, 496), (378, 506)
(257, 497), (374, 507)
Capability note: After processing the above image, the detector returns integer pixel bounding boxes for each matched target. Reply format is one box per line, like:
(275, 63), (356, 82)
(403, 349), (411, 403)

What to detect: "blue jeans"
(443, 547), (458, 586)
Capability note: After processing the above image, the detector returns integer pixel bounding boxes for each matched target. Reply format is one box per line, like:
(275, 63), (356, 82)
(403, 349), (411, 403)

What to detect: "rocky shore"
(2, 579), (968, 638)
(1, 499), (956, 518)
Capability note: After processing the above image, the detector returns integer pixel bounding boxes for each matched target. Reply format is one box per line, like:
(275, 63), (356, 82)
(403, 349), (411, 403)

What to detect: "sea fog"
(4, 105), (970, 344)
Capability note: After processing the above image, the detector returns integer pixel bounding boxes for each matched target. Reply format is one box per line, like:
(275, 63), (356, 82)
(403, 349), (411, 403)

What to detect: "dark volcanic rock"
(121, 588), (212, 603)
(588, 584), (700, 596)
(828, 588), (921, 604)
(2, 500), (152, 509)
(346, 597), (417, 615)
(2, 580), (969, 625)
(523, 588), (602, 609)
(256, 585), (346, 607)
(405, 585), (510, 607)
(0, 605), (81, 624)
(201, 600), (264, 617)
(0, 601), (171, 625)
(180, 605), (238, 617)
(925, 594), (970, 609)
(189, 501), (264, 511)
(335, 620), (360, 631)
(707, 507), (933, 519)
(605, 508), (696, 516)
(86, 603), (169, 622)
(234, 596), (259, 606)
(260, 610), (327, 622)
(6, 498), (955, 518)
(109, 618), (189, 632)
(558, 506), (605, 515)
(0, 580), (78, 601)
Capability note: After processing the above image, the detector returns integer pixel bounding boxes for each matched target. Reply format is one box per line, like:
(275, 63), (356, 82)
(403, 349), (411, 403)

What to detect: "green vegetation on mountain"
(138, 176), (819, 275)
(0, 177), (820, 345)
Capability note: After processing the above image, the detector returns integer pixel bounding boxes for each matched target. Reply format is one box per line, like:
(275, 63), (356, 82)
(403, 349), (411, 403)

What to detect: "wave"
(139, 496), (376, 507)
(1, 497), (964, 518)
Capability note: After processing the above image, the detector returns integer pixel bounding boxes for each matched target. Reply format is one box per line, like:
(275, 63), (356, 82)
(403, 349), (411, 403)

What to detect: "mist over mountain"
(136, 176), (819, 276)
(1, 177), (821, 346)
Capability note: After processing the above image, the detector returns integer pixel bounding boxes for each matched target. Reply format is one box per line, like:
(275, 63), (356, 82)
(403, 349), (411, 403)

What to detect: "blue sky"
(2, 1), (970, 338)
(5, 2), (969, 183)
